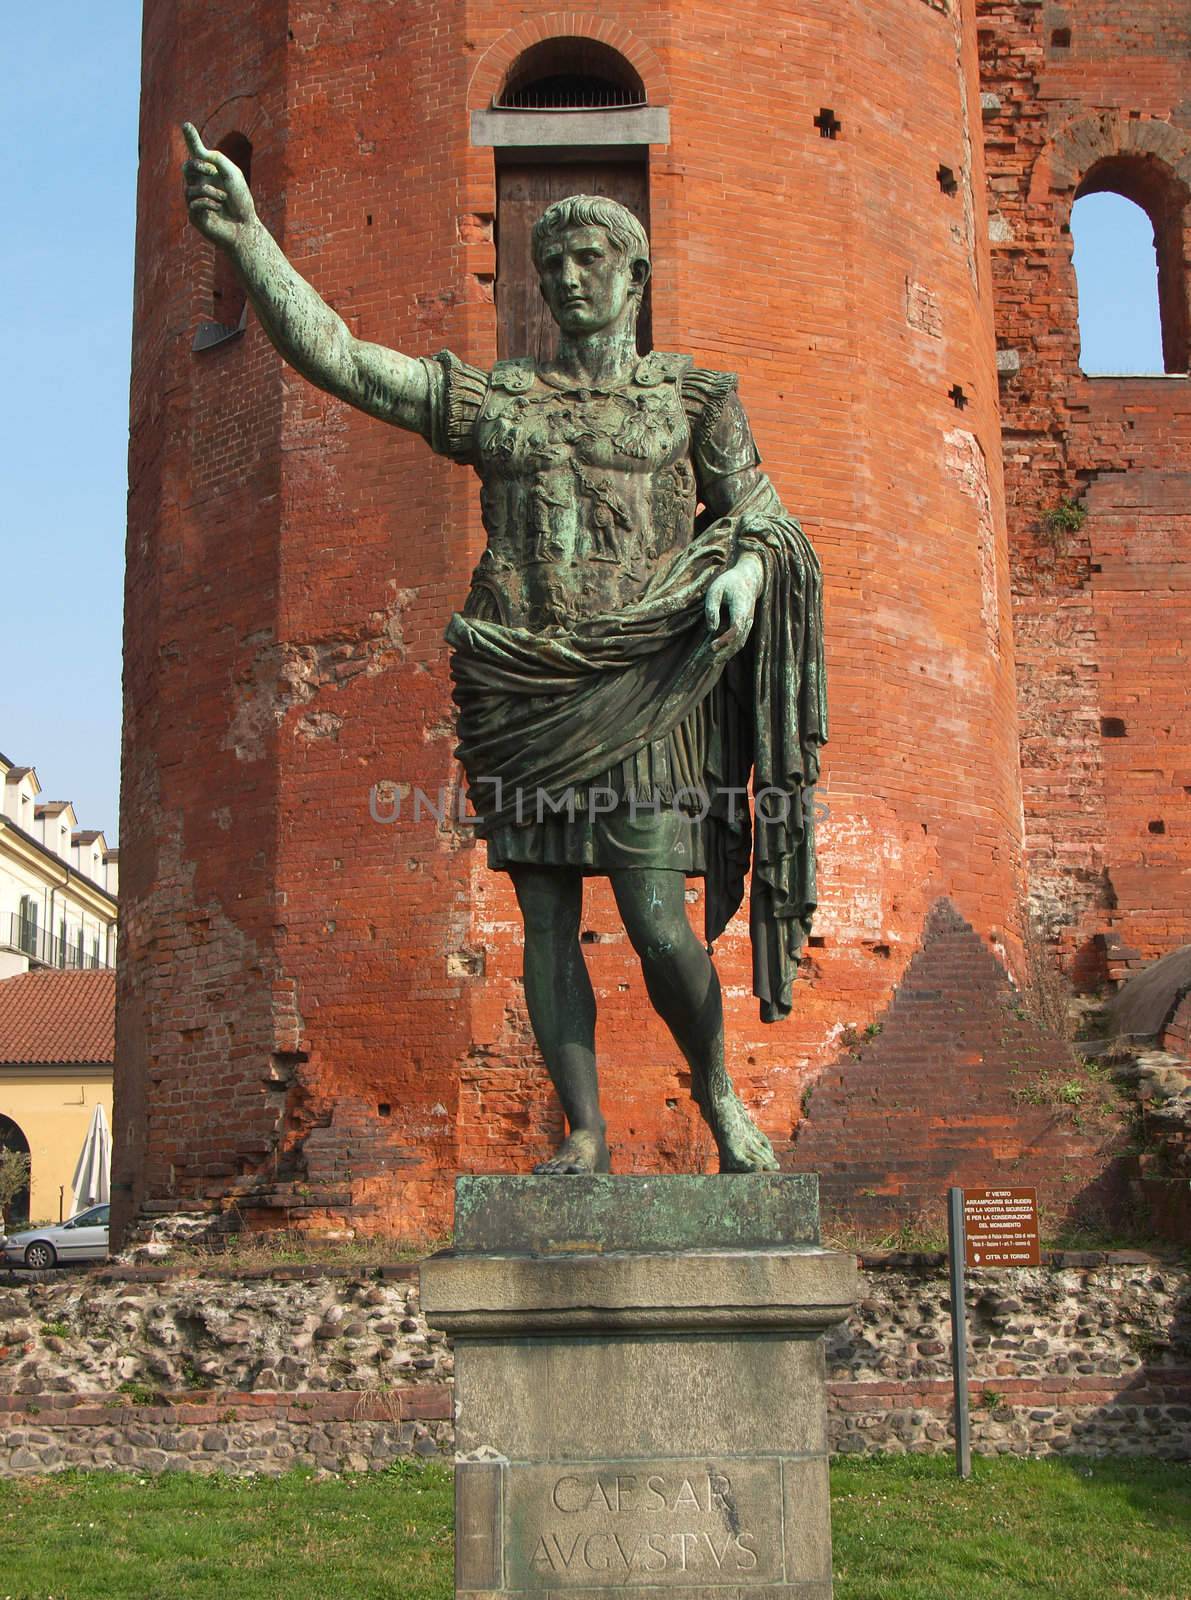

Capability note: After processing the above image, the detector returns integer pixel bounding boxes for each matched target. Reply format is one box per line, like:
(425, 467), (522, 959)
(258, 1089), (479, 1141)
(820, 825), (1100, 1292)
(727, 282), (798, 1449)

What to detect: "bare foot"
(533, 1129), (612, 1175)
(709, 1092), (780, 1173)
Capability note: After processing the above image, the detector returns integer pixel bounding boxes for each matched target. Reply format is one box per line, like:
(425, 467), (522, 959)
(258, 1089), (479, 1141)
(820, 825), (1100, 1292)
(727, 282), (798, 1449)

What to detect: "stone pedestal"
(421, 1175), (858, 1600)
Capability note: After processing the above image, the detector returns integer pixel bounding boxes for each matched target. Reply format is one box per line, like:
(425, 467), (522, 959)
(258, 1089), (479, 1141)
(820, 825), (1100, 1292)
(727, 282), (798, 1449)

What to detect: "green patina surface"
(182, 128), (823, 1179)
(452, 1174), (820, 1254)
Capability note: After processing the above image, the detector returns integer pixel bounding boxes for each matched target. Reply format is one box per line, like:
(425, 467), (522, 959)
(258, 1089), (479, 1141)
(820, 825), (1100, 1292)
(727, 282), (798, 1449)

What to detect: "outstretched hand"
(705, 553), (764, 659)
(181, 122), (255, 248)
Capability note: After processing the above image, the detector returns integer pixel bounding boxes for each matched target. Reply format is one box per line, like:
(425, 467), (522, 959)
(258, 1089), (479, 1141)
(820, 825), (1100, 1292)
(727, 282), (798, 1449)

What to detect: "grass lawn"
(831, 1455), (1190, 1599)
(0, 1455), (1187, 1599)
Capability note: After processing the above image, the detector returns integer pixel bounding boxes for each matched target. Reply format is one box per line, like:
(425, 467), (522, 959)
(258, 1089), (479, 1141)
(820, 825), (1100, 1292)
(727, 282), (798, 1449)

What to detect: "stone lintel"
(421, 1246), (858, 1338)
(470, 107), (671, 149)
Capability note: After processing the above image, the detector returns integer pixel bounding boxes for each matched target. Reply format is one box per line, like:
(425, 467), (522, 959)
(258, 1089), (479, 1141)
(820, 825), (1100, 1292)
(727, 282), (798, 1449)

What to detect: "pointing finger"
(182, 121), (210, 160)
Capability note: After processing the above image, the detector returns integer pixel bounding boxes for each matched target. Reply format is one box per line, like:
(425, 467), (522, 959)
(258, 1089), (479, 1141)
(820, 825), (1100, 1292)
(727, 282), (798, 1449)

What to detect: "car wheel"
(24, 1240), (57, 1270)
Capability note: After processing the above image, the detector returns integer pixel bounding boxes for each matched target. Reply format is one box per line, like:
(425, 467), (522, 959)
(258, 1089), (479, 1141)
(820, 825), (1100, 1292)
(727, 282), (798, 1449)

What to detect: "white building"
(0, 752), (118, 981)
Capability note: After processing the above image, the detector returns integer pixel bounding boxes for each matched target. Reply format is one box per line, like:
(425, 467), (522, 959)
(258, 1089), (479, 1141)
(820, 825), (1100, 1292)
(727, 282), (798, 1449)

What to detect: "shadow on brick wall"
(795, 899), (1130, 1235)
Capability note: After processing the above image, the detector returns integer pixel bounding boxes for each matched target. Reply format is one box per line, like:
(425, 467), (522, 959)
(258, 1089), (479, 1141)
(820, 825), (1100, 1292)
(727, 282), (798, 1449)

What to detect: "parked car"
(0, 1204), (110, 1269)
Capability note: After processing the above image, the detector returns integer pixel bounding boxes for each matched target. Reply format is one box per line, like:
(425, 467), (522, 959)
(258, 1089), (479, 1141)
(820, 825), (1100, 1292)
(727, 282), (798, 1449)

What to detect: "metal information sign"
(963, 1187), (1041, 1268)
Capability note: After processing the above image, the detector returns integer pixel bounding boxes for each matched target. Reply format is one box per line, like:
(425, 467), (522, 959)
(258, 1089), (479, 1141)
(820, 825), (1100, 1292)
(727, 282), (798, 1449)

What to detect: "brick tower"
(116, 0), (1178, 1242)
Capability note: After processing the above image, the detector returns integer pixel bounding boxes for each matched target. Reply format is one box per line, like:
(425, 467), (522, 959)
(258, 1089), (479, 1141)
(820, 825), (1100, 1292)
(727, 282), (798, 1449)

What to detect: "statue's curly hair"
(531, 194), (650, 273)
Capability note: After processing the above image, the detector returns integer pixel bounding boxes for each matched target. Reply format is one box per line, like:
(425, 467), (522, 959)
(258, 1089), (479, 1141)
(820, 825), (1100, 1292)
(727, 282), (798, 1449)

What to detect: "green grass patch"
(0, 1463), (453, 1600)
(831, 1455), (1191, 1599)
(0, 1455), (1187, 1599)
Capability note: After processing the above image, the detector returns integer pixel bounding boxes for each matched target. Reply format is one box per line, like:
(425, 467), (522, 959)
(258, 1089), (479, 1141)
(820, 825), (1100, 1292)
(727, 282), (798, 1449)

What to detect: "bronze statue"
(182, 125), (825, 1176)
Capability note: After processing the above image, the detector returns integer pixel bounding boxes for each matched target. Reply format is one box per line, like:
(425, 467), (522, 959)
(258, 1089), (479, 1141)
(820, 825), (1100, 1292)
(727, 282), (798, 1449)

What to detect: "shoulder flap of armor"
(634, 351), (692, 387)
(681, 365), (741, 434)
(490, 359), (536, 394)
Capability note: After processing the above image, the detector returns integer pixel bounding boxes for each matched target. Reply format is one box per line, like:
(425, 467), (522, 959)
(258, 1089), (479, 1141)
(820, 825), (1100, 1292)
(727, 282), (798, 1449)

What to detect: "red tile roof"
(0, 970), (115, 1065)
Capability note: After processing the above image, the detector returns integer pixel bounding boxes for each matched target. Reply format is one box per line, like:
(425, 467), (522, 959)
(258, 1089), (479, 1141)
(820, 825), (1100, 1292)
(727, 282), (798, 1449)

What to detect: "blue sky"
(1, 9), (141, 841)
(0, 12), (1164, 843)
(1072, 191), (1165, 374)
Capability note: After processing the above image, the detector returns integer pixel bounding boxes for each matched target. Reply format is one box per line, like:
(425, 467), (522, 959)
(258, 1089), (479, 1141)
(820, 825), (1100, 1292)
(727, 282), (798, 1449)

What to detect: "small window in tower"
(814, 108), (841, 140)
(1051, 27), (1072, 48)
(212, 134), (252, 326)
(495, 39), (646, 110)
(194, 132), (253, 352)
(1072, 157), (1188, 375)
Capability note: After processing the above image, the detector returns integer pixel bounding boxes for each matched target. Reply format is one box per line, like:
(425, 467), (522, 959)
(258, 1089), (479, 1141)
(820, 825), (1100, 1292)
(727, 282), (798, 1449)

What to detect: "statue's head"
(531, 195), (651, 338)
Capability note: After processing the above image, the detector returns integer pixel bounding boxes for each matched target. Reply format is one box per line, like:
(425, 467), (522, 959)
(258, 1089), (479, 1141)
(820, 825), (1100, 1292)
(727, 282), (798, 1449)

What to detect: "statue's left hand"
(705, 553), (764, 657)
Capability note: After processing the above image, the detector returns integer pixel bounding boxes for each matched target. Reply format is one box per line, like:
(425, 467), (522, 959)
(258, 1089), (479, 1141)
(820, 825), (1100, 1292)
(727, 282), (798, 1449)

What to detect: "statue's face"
(536, 225), (642, 336)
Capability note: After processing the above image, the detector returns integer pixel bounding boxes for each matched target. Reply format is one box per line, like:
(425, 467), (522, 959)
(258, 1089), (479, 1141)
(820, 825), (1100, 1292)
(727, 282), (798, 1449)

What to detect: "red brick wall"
(119, 0), (1034, 1240)
(978, 0), (1191, 985)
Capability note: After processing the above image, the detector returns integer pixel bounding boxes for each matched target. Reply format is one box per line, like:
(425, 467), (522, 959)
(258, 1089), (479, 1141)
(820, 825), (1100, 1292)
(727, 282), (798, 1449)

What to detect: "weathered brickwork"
(977, 0), (1191, 983)
(119, 0), (1190, 1238)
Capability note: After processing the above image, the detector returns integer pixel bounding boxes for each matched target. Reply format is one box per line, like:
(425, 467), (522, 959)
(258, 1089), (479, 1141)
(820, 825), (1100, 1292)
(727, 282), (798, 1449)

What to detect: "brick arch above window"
(1039, 110), (1191, 197)
(195, 92), (272, 154)
(467, 15), (668, 112)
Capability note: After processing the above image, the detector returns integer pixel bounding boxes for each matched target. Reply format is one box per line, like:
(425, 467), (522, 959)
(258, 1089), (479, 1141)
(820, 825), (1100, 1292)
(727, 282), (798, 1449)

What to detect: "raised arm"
(181, 123), (430, 433)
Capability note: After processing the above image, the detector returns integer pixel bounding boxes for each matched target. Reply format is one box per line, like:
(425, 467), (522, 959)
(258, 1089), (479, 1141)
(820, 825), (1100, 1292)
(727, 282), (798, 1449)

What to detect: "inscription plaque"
(963, 1186), (1041, 1268)
(504, 1459), (790, 1591)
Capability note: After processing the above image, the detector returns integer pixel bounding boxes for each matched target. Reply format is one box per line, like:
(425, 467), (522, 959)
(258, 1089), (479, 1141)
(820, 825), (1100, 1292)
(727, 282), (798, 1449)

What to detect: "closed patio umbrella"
(71, 1102), (111, 1213)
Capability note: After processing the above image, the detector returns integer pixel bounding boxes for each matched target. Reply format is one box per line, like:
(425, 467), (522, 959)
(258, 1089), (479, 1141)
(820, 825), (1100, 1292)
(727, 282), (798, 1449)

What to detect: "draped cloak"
(446, 463), (826, 1023)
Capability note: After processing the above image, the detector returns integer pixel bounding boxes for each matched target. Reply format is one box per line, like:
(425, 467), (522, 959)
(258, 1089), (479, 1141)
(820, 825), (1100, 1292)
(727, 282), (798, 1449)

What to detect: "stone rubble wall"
(2, 1253), (1189, 1475)
(0, 1390), (452, 1478)
(0, 1262), (452, 1476)
(829, 1251), (1191, 1459)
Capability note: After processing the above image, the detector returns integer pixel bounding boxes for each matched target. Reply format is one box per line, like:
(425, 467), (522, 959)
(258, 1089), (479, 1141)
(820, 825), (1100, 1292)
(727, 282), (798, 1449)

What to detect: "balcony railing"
(9, 914), (112, 971)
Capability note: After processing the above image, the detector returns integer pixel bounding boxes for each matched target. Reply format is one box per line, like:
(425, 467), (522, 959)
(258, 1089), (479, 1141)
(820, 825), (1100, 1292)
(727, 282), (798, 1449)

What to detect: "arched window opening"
(495, 40), (646, 110)
(212, 133), (252, 328)
(492, 40), (652, 365)
(1072, 157), (1189, 375)
(0, 1113), (31, 1226)
(194, 132), (253, 351)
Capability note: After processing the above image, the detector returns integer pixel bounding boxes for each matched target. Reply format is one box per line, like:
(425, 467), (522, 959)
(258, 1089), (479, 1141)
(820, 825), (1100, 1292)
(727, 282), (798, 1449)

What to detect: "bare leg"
(609, 868), (778, 1173)
(510, 865), (610, 1174)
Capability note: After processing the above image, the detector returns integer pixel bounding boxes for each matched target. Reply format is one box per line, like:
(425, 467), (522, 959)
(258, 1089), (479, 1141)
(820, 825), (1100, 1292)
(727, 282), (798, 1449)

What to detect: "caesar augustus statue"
(182, 123), (826, 1177)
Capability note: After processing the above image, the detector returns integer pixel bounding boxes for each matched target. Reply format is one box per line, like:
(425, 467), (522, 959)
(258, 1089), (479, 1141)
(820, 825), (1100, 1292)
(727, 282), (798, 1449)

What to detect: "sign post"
(946, 1187), (972, 1479)
(947, 1185), (1041, 1481)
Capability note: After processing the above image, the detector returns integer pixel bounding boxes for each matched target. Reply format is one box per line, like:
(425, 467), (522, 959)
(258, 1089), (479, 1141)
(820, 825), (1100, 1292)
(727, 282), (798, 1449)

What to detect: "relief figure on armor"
(182, 123), (826, 1176)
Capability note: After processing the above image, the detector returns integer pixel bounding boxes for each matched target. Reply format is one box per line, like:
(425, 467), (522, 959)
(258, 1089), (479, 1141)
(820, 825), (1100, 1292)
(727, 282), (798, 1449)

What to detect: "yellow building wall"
(0, 1071), (113, 1224)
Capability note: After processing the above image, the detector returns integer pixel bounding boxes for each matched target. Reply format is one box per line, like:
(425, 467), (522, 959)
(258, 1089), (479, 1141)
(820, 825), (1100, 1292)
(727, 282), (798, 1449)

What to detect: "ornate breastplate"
(467, 353), (698, 630)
